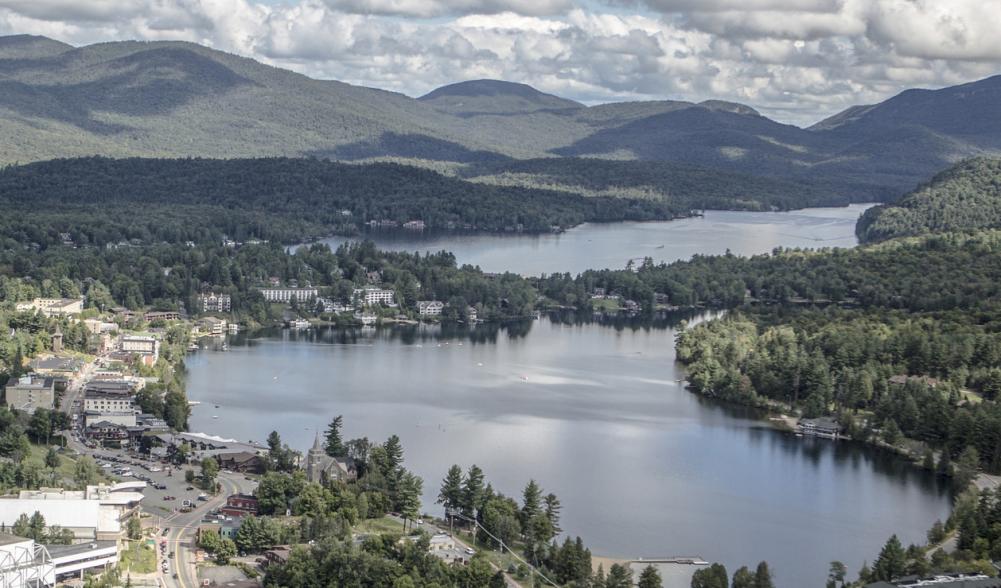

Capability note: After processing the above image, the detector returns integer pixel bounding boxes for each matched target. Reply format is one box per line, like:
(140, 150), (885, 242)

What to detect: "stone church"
(305, 432), (358, 484)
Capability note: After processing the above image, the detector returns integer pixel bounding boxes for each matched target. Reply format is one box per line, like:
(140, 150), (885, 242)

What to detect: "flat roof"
(0, 533), (30, 546)
(47, 540), (117, 559)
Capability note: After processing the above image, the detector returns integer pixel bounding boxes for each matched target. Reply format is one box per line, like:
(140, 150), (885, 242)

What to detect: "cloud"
(325, 0), (573, 18)
(0, 0), (999, 126)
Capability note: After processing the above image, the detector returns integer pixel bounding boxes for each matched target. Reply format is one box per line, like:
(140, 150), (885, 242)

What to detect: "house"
(417, 301), (444, 316)
(353, 287), (395, 307)
(258, 288), (318, 303)
(403, 220), (426, 230)
(0, 485), (145, 543)
(3, 375), (55, 414)
(15, 298), (84, 317)
(84, 421), (131, 442)
(466, 307), (478, 323)
(220, 494), (259, 518)
(199, 293), (232, 313)
(199, 316), (228, 337)
(318, 298), (352, 314)
(305, 433), (357, 483)
(797, 417), (841, 439)
(217, 451), (267, 474)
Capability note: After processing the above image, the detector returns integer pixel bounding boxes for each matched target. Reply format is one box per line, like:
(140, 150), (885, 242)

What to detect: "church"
(305, 432), (358, 484)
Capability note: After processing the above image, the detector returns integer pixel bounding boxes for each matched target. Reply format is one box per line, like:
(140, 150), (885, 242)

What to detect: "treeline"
(465, 157), (851, 211)
(0, 157), (685, 246)
(858, 157), (1001, 243)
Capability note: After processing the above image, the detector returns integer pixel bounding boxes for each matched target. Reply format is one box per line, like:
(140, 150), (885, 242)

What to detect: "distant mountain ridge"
(1, 34), (1000, 205)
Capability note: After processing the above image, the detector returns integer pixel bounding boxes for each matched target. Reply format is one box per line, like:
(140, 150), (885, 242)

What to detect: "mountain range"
(2, 33), (1001, 203)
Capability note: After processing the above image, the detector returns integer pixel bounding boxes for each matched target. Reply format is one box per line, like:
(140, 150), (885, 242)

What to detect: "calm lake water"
(317, 204), (872, 275)
(189, 206), (952, 586)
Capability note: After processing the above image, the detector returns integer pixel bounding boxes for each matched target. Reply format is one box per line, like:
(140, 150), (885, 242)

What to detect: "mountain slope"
(419, 79), (583, 116)
(856, 157), (1001, 242)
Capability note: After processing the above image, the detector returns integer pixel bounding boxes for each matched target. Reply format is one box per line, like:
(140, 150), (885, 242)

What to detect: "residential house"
(199, 293), (232, 313)
(220, 494), (259, 518)
(216, 452), (267, 474)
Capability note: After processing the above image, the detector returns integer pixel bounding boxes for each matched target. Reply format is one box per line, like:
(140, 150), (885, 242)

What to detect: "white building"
(0, 534), (54, 587)
(0, 485), (145, 543)
(200, 293), (232, 313)
(353, 287), (395, 306)
(120, 335), (159, 364)
(14, 298), (84, 317)
(84, 412), (137, 428)
(84, 392), (135, 414)
(48, 540), (117, 582)
(417, 301), (444, 316)
(258, 288), (318, 303)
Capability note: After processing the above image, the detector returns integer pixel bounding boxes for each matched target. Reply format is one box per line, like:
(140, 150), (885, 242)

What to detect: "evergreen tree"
(873, 535), (906, 581)
(438, 465), (464, 514)
(324, 416), (345, 458)
(732, 566), (754, 588)
(752, 562), (774, 588)
(691, 563), (728, 588)
(461, 465), (485, 520)
(638, 564), (662, 588)
(521, 479), (542, 529)
(543, 493), (562, 535)
(606, 564), (632, 588)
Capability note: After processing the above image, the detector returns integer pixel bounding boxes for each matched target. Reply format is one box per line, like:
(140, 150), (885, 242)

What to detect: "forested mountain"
(0, 157), (686, 245)
(857, 158), (1001, 243)
(2, 34), (1001, 204)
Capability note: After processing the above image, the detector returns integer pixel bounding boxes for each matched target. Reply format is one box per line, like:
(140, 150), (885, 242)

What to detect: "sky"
(0, 0), (999, 126)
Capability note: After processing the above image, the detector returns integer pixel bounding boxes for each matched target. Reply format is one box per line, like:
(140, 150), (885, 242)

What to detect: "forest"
(0, 157), (687, 247)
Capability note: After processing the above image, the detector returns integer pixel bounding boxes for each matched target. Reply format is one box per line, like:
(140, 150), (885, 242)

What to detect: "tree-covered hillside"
(857, 158), (1001, 243)
(0, 157), (683, 245)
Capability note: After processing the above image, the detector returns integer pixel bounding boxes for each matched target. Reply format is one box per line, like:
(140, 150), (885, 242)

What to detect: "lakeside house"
(143, 310), (181, 322)
(417, 300), (444, 316)
(797, 417), (841, 439)
(120, 335), (159, 366)
(353, 287), (395, 307)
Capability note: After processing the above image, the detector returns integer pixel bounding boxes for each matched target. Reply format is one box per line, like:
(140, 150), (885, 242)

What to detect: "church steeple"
(311, 429), (323, 452)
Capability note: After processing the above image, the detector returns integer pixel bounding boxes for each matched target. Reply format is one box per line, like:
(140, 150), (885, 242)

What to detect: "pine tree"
(543, 493), (562, 535)
(521, 479), (542, 529)
(637, 564), (662, 588)
(605, 564), (632, 588)
(461, 465), (484, 520)
(733, 566), (754, 588)
(437, 464), (464, 515)
(753, 561), (775, 588)
(324, 415), (345, 457)
(873, 535), (906, 581)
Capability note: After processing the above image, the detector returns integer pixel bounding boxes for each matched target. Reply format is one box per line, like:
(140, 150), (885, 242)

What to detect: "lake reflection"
(186, 313), (950, 587)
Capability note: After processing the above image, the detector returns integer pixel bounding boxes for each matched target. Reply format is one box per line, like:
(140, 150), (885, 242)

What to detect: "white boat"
(291, 318), (310, 329)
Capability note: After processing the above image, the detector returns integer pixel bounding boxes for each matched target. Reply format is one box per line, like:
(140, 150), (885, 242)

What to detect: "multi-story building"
(258, 288), (318, 303)
(143, 311), (180, 322)
(417, 301), (444, 316)
(84, 391), (135, 414)
(0, 485), (145, 543)
(3, 375), (55, 414)
(353, 287), (395, 307)
(199, 293), (232, 313)
(14, 298), (84, 317)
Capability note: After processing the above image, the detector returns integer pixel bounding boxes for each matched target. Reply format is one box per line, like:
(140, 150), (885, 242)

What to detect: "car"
(186, 486), (194, 491)
(161, 528), (170, 536)
(464, 548), (475, 555)
(197, 493), (208, 501)
(416, 519), (424, 525)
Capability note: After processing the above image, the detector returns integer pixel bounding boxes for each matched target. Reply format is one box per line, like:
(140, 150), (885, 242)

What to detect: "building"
(120, 335), (159, 365)
(797, 417), (841, 439)
(353, 287), (395, 307)
(216, 452), (267, 474)
(15, 298), (84, 317)
(258, 288), (318, 303)
(3, 375), (55, 414)
(0, 485), (145, 543)
(318, 298), (352, 314)
(199, 316), (228, 337)
(403, 220), (426, 230)
(262, 546), (293, 568)
(156, 432), (267, 462)
(48, 540), (117, 582)
(417, 301), (444, 316)
(84, 413), (137, 429)
(84, 391), (135, 414)
(865, 574), (1001, 588)
(305, 433), (357, 483)
(0, 534), (54, 587)
(143, 311), (180, 322)
(200, 293), (232, 313)
(220, 494), (259, 518)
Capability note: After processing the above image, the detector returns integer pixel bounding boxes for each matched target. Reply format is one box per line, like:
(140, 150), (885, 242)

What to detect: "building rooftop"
(0, 533), (30, 546)
(46, 540), (117, 559)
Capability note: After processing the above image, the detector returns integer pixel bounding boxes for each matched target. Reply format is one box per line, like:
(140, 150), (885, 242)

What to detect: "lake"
(185, 315), (951, 587)
(188, 205), (952, 586)
(315, 204), (872, 275)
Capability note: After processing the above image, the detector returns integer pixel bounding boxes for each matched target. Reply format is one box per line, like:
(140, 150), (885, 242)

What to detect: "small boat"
(212, 415), (219, 419)
(214, 405), (220, 409)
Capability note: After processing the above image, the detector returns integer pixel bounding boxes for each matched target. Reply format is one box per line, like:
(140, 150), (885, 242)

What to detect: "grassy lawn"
(354, 516), (406, 535)
(590, 298), (621, 312)
(453, 529), (525, 576)
(26, 444), (91, 483)
(120, 540), (157, 574)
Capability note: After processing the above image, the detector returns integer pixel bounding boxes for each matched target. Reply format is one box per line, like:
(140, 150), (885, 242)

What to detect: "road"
(163, 472), (253, 588)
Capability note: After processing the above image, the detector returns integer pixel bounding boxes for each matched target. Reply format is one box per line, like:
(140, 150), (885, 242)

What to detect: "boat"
(291, 318), (310, 329)
(212, 415), (219, 419)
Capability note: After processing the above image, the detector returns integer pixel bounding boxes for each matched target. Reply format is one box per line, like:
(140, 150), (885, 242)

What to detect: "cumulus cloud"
(0, 0), (999, 126)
